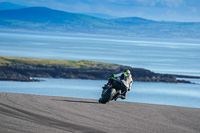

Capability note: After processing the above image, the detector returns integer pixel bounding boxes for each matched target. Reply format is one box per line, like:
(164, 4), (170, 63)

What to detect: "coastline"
(0, 92), (200, 133)
(0, 56), (199, 83)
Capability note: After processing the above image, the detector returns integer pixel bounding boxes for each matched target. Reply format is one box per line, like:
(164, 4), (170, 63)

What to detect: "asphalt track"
(0, 92), (200, 133)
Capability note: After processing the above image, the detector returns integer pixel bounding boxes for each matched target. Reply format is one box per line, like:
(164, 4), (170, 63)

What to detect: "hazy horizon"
(0, 0), (200, 22)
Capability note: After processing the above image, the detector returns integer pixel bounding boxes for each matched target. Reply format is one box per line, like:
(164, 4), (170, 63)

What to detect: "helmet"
(124, 69), (131, 74)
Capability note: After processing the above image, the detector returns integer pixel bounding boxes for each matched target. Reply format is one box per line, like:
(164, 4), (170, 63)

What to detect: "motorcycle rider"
(103, 69), (133, 99)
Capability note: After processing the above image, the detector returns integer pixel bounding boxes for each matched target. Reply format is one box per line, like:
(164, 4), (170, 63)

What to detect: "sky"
(1, 0), (200, 22)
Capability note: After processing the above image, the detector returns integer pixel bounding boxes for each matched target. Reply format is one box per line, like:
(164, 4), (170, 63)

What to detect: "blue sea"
(0, 31), (200, 108)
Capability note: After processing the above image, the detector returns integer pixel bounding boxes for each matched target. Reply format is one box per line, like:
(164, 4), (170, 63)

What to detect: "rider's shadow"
(51, 99), (98, 104)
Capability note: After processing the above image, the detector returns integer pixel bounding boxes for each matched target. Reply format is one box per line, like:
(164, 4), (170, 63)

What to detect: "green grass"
(0, 56), (115, 68)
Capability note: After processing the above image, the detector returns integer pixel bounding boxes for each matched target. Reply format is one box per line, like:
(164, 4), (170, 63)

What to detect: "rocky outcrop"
(0, 63), (198, 83)
(0, 66), (39, 81)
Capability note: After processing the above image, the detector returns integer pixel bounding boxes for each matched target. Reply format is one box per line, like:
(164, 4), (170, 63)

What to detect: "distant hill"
(0, 7), (112, 32)
(0, 7), (107, 23)
(84, 13), (117, 19)
(112, 17), (154, 23)
(0, 7), (200, 39)
(0, 2), (26, 10)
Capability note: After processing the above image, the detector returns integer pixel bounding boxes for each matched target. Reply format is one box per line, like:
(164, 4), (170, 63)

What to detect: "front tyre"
(99, 88), (116, 104)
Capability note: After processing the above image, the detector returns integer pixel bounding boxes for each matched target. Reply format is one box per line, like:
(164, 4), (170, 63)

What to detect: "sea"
(0, 31), (200, 108)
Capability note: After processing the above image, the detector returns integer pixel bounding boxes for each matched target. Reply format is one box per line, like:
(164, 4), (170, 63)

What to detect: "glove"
(128, 87), (131, 91)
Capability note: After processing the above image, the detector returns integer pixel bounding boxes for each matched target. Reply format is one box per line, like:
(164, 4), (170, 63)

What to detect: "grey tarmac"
(0, 92), (200, 133)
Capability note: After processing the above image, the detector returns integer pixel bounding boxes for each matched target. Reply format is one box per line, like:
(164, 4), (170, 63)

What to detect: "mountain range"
(0, 2), (26, 10)
(0, 5), (200, 39)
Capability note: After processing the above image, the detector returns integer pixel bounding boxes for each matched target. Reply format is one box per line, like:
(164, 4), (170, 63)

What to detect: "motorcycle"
(98, 82), (121, 104)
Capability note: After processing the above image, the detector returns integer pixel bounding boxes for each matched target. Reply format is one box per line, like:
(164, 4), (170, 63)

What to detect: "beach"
(0, 92), (200, 133)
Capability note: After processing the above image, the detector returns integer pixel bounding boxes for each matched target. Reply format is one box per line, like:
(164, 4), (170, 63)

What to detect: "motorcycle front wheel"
(99, 88), (116, 104)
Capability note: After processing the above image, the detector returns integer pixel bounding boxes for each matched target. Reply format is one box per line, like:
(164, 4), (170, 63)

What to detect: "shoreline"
(1, 56), (199, 83)
(0, 92), (200, 133)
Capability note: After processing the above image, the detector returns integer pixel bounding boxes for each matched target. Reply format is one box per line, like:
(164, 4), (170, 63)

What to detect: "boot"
(118, 94), (126, 99)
